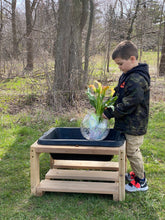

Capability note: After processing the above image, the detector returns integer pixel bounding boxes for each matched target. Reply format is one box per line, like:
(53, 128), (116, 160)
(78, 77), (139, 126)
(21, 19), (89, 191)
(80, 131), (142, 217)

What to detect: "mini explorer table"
(30, 128), (126, 201)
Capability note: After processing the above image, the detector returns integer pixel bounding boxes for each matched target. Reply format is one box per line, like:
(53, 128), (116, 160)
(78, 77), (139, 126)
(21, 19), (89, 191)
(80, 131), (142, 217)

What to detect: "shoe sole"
(125, 185), (148, 193)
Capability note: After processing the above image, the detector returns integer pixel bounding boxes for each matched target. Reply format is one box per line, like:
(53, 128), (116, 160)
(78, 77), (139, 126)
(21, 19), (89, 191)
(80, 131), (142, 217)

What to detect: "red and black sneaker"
(125, 176), (148, 192)
(125, 171), (135, 182)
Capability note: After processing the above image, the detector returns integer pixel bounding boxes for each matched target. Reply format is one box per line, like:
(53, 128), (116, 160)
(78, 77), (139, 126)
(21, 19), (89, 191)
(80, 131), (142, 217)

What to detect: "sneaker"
(125, 171), (135, 182)
(125, 176), (148, 192)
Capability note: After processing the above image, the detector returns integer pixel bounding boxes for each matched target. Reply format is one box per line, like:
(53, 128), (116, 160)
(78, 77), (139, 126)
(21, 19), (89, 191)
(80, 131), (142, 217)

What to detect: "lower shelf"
(37, 179), (118, 195)
(46, 169), (119, 182)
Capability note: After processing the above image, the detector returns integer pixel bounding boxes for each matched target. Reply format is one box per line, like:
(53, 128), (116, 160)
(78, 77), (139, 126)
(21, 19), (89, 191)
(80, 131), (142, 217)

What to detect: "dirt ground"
(150, 78), (165, 102)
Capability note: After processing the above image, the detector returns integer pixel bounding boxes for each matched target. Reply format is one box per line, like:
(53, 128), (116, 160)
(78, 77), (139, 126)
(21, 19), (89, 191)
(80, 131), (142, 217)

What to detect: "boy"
(103, 40), (150, 192)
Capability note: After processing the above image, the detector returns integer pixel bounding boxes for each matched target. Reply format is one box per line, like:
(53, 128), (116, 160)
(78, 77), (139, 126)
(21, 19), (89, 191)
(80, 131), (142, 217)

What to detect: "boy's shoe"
(125, 171), (135, 182)
(125, 176), (148, 192)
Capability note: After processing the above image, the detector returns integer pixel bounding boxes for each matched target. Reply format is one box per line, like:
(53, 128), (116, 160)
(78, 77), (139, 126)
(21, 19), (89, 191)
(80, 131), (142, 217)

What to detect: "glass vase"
(80, 113), (109, 141)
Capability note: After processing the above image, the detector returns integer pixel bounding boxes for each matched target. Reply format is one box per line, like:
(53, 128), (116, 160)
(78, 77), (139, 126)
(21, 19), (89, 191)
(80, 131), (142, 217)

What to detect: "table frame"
(30, 141), (126, 201)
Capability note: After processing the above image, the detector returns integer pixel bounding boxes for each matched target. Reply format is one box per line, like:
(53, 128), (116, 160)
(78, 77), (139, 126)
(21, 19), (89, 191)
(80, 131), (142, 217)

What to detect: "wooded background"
(0, 0), (165, 109)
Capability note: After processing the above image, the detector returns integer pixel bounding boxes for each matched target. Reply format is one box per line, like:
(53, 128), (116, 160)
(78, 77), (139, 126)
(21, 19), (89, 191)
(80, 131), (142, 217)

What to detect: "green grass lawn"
(0, 99), (165, 219)
(0, 52), (164, 219)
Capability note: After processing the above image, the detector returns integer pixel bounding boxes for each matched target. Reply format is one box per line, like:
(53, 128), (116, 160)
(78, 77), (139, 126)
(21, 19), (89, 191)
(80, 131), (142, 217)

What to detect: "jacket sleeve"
(104, 107), (114, 119)
(104, 75), (145, 119)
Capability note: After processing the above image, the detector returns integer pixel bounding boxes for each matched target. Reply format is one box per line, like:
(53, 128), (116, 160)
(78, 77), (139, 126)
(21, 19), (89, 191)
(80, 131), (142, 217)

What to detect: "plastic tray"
(38, 127), (125, 147)
(37, 127), (125, 161)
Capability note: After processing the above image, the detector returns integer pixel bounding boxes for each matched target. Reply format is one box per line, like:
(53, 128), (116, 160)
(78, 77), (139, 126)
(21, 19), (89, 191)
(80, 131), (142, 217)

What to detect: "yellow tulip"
(110, 88), (115, 96)
(101, 86), (109, 96)
(94, 80), (102, 94)
(102, 86), (109, 92)
(89, 84), (96, 92)
(87, 81), (117, 121)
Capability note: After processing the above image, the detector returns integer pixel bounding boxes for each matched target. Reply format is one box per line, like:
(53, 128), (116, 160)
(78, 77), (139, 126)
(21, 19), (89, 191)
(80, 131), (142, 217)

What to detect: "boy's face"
(114, 56), (138, 74)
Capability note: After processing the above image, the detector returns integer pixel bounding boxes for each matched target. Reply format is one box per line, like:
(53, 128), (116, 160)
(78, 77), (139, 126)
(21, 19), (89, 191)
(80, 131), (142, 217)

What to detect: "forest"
(0, 0), (165, 108)
(0, 0), (165, 219)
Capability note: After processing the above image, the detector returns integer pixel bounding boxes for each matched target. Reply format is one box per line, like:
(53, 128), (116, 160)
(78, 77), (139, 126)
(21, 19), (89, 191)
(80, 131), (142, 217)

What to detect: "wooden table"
(30, 141), (126, 201)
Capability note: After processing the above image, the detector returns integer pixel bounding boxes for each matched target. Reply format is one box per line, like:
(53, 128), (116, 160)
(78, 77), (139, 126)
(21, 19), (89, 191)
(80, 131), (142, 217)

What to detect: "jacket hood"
(126, 63), (150, 86)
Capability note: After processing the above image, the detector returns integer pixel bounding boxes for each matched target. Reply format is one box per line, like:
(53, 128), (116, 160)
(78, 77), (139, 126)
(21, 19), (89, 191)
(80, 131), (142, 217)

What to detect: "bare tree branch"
(126, 0), (141, 40)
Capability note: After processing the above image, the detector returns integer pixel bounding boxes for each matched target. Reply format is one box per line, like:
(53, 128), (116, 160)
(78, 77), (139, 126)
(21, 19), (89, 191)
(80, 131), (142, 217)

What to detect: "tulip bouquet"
(81, 80), (117, 141)
(86, 80), (117, 121)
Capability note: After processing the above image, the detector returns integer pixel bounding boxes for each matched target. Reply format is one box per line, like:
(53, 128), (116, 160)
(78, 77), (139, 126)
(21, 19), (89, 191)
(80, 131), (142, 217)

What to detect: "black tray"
(37, 127), (125, 161)
(38, 127), (125, 147)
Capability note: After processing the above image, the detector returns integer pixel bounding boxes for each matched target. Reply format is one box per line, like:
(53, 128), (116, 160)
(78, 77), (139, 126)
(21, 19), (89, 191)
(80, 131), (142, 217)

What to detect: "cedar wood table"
(30, 141), (126, 201)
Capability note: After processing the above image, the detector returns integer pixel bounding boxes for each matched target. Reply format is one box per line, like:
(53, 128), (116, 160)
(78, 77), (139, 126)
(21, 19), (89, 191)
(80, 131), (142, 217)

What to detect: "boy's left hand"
(102, 113), (108, 119)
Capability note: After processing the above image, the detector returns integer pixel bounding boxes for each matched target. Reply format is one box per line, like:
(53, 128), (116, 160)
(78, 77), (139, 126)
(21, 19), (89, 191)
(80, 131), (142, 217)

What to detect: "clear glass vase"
(80, 113), (109, 141)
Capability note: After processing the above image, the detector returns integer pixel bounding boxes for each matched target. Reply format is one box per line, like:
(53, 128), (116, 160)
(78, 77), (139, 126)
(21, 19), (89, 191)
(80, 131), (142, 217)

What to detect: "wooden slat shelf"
(37, 179), (119, 195)
(45, 169), (119, 182)
(53, 160), (119, 170)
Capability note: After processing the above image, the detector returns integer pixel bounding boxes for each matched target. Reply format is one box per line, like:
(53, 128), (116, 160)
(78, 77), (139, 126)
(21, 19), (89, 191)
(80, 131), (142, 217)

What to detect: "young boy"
(103, 40), (150, 192)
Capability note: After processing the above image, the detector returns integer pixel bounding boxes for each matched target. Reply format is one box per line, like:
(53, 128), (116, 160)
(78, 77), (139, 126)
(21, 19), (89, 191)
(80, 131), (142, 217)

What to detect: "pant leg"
(125, 134), (144, 179)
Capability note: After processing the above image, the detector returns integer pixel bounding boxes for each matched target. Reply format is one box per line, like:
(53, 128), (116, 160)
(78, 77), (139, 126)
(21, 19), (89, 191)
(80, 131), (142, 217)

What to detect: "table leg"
(118, 143), (126, 201)
(50, 155), (54, 168)
(30, 145), (41, 195)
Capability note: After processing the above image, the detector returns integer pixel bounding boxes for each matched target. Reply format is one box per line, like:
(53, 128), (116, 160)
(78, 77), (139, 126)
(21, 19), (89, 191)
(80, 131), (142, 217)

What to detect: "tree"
(25, 0), (38, 70)
(53, 0), (89, 108)
(105, 0), (118, 72)
(0, 0), (3, 78)
(11, 0), (19, 58)
(2, 0), (20, 59)
(159, 19), (165, 76)
(84, 0), (94, 84)
(126, 0), (141, 40)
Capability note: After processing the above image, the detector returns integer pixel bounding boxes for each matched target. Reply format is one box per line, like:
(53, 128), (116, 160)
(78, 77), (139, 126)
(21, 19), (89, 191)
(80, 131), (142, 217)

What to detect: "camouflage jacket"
(104, 63), (150, 135)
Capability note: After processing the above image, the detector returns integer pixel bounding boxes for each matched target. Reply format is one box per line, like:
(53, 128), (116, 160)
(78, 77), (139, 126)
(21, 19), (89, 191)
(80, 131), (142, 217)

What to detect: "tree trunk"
(12, 0), (19, 59)
(126, 0), (140, 40)
(106, 1), (118, 73)
(106, 36), (111, 73)
(157, 0), (165, 76)
(84, 0), (94, 84)
(0, 0), (3, 78)
(25, 0), (33, 70)
(53, 0), (88, 108)
(159, 19), (165, 77)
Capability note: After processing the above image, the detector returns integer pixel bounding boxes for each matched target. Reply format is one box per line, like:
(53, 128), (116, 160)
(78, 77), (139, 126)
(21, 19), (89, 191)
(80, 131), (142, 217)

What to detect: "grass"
(0, 98), (165, 219)
(0, 54), (165, 219)
(89, 50), (160, 78)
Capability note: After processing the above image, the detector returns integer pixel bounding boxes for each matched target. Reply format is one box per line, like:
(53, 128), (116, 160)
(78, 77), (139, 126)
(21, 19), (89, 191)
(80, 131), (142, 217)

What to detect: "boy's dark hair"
(112, 40), (138, 60)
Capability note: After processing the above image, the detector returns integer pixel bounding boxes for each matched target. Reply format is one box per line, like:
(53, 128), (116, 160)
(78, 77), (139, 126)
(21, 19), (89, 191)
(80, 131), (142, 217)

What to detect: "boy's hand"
(102, 113), (108, 119)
